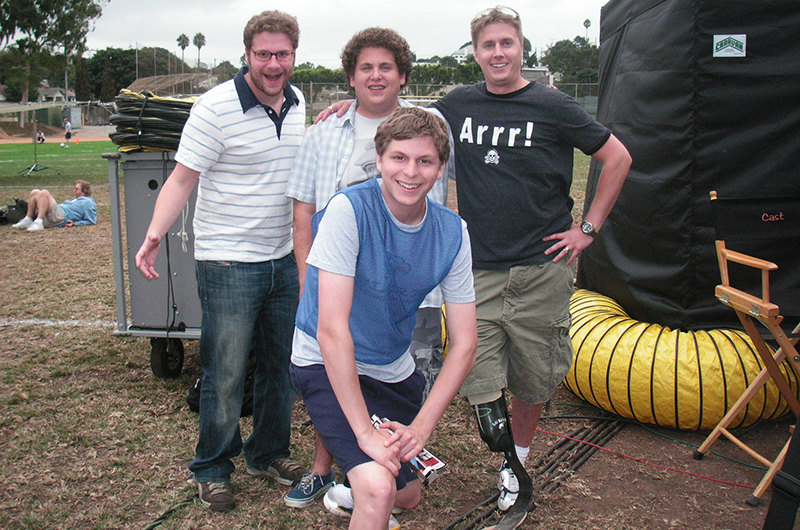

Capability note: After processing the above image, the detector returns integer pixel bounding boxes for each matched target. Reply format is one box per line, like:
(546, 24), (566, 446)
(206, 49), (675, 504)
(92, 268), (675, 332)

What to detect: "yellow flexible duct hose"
(565, 289), (798, 430)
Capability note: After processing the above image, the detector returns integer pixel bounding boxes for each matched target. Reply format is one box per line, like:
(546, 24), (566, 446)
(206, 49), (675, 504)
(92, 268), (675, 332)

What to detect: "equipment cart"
(106, 151), (201, 378)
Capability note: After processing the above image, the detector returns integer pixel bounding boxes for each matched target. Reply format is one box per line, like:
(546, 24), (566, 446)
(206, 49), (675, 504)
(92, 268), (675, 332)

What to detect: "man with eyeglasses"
(135, 10), (307, 512)
(431, 5), (631, 517)
(13, 180), (97, 231)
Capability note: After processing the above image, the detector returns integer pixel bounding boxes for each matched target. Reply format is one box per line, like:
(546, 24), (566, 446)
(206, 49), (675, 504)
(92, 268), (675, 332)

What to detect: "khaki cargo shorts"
(459, 260), (574, 405)
(43, 205), (66, 228)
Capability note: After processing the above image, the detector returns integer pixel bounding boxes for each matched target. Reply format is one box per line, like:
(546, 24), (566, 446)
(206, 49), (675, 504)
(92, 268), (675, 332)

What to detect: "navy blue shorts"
(290, 363), (424, 490)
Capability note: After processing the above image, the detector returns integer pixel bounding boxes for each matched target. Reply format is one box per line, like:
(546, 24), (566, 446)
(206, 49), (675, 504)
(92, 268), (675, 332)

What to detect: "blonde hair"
(470, 6), (524, 47)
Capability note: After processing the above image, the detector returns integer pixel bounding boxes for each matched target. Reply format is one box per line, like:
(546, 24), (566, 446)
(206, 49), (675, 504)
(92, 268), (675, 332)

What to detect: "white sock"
(515, 445), (529, 465)
(23, 216), (33, 222)
(335, 483), (354, 508)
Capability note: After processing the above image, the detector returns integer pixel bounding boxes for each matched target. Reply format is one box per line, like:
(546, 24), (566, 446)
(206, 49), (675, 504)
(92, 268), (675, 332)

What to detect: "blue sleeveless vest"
(296, 178), (462, 365)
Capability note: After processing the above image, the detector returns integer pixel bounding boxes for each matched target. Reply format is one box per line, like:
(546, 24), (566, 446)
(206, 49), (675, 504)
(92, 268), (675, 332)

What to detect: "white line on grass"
(0, 318), (116, 329)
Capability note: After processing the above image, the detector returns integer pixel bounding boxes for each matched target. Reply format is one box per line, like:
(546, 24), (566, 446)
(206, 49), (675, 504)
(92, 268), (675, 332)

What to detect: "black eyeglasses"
(251, 50), (294, 63)
(474, 6), (520, 20)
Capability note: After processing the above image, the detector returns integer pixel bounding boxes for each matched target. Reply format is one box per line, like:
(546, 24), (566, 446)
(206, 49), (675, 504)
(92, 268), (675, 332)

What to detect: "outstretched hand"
(135, 233), (162, 280)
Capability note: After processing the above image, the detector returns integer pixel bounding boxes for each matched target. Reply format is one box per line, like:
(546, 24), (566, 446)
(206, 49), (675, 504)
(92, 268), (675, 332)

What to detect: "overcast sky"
(84, 0), (608, 69)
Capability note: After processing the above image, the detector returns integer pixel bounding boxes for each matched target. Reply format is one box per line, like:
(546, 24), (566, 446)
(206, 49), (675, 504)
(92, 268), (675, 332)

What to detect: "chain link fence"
(296, 82), (600, 122)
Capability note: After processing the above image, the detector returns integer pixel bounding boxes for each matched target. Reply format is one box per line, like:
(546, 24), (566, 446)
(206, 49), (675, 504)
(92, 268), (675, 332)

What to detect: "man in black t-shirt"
(432, 6), (631, 514)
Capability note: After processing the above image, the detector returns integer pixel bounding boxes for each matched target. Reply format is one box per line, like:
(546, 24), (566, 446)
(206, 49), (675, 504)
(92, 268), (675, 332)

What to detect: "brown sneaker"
(247, 458), (306, 486)
(197, 481), (236, 512)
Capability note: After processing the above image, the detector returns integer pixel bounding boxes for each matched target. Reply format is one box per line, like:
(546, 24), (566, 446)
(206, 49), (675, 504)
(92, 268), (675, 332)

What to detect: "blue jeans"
(189, 254), (299, 482)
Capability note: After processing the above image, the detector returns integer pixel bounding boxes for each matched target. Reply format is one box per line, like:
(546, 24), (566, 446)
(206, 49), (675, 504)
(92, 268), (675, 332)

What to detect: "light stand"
(19, 119), (62, 176)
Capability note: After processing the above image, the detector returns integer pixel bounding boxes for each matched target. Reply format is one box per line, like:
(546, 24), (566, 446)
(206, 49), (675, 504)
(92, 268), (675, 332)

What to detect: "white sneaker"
(13, 217), (33, 229)
(26, 219), (44, 232)
(497, 461), (519, 511)
(324, 483), (401, 529)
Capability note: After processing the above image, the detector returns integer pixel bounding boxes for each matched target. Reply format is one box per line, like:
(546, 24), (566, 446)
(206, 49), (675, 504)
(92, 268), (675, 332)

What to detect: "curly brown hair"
(341, 28), (413, 87)
(243, 11), (300, 50)
(375, 107), (450, 164)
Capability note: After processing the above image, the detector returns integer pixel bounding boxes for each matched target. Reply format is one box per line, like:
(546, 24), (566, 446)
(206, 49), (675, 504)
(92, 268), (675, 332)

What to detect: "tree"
(193, 32), (205, 69)
(0, 0), (104, 106)
(0, 43), (41, 103)
(86, 47), (136, 100)
(212, 60), (238, 83)
(73, 55), (91, 100)
(522, 37), (532, 64)
(439, 55), (458, 68)
(99, 53), (116, 101)
(541, 36), (600, 83)
(177, 34), (189, 74)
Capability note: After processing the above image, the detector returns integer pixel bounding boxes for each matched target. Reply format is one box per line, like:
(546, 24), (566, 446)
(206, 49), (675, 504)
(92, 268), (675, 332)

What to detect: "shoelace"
(296, 473), (318, 492)
(207, 483), (230, 497)
(275, 459), (302, 474)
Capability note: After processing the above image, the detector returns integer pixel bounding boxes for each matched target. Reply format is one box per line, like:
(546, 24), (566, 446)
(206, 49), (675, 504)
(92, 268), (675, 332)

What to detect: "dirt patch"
(0, 124), (115, 143)
(0, 122), (63, 140)
(0, 182), (796, 529)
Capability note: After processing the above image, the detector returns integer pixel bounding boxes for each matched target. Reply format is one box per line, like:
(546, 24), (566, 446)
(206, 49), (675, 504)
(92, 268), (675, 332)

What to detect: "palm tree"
(177, 34), (189, 73)
(193, 32), (206, 69)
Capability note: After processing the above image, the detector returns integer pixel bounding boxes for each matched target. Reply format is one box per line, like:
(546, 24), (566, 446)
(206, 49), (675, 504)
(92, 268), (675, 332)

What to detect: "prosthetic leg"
(473, 395), (533, 530)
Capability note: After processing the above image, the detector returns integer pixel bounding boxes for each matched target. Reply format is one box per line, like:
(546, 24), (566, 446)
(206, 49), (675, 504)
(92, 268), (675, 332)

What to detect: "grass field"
(0, 142), (596, 529)
(0, 141), (116, 192)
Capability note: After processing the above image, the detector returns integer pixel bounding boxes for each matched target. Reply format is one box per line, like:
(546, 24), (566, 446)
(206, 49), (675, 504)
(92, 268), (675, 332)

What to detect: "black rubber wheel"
(150, 337), (184, 378)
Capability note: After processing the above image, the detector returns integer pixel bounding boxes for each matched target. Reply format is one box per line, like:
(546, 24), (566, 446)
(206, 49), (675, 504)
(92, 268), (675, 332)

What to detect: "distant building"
(451, 44), (474, 64)
(522, 67), (553, 85)
(37, 87), (76, 103)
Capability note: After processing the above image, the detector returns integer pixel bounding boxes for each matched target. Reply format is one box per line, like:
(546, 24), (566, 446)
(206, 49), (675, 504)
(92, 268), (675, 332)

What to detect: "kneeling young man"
(290, 107), (477, 530)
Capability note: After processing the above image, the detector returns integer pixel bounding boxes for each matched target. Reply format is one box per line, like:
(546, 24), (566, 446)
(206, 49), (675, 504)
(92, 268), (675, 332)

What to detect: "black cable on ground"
(143, 494), (198, 530)
(444, 414), (625, 530)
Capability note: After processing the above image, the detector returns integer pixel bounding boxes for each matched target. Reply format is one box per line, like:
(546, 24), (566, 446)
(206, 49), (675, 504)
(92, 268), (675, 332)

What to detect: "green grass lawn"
(0, 141), (116, 203)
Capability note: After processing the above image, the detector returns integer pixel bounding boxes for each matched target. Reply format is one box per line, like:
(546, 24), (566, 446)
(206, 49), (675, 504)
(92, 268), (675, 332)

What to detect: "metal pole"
(104, 152), (129, 334)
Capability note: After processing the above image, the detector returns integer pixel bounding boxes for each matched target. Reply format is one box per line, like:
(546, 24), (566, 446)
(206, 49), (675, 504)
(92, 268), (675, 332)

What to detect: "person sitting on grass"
(12, 180), (97, 232)
(290, 106), (478, 530)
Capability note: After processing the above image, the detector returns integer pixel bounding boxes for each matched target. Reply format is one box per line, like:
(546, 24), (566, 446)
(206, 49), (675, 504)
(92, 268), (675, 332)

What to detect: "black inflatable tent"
(577, 0), (800, 331)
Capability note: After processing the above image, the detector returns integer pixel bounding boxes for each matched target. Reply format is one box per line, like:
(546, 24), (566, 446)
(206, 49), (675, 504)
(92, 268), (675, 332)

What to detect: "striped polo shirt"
(175, 69), (306, 262)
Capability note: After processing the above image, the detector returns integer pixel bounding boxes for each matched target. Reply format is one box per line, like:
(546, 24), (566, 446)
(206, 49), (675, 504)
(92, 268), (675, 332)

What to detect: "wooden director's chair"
(693, 191), (800, 506)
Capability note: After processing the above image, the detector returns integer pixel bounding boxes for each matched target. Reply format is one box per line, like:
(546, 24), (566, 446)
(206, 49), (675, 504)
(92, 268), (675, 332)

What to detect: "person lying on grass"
(13, 180), (97, 231)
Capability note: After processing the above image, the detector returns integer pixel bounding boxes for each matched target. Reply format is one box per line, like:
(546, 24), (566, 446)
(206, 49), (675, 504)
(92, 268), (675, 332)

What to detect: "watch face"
(582, 221), (597, 237)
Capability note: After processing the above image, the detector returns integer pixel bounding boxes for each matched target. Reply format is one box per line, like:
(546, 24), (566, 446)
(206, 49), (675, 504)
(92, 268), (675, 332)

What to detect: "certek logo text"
(713, 35), (746, 58)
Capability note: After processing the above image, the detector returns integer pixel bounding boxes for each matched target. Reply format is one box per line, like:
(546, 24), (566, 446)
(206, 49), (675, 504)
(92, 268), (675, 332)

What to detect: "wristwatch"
(581, 220), (599, 239)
